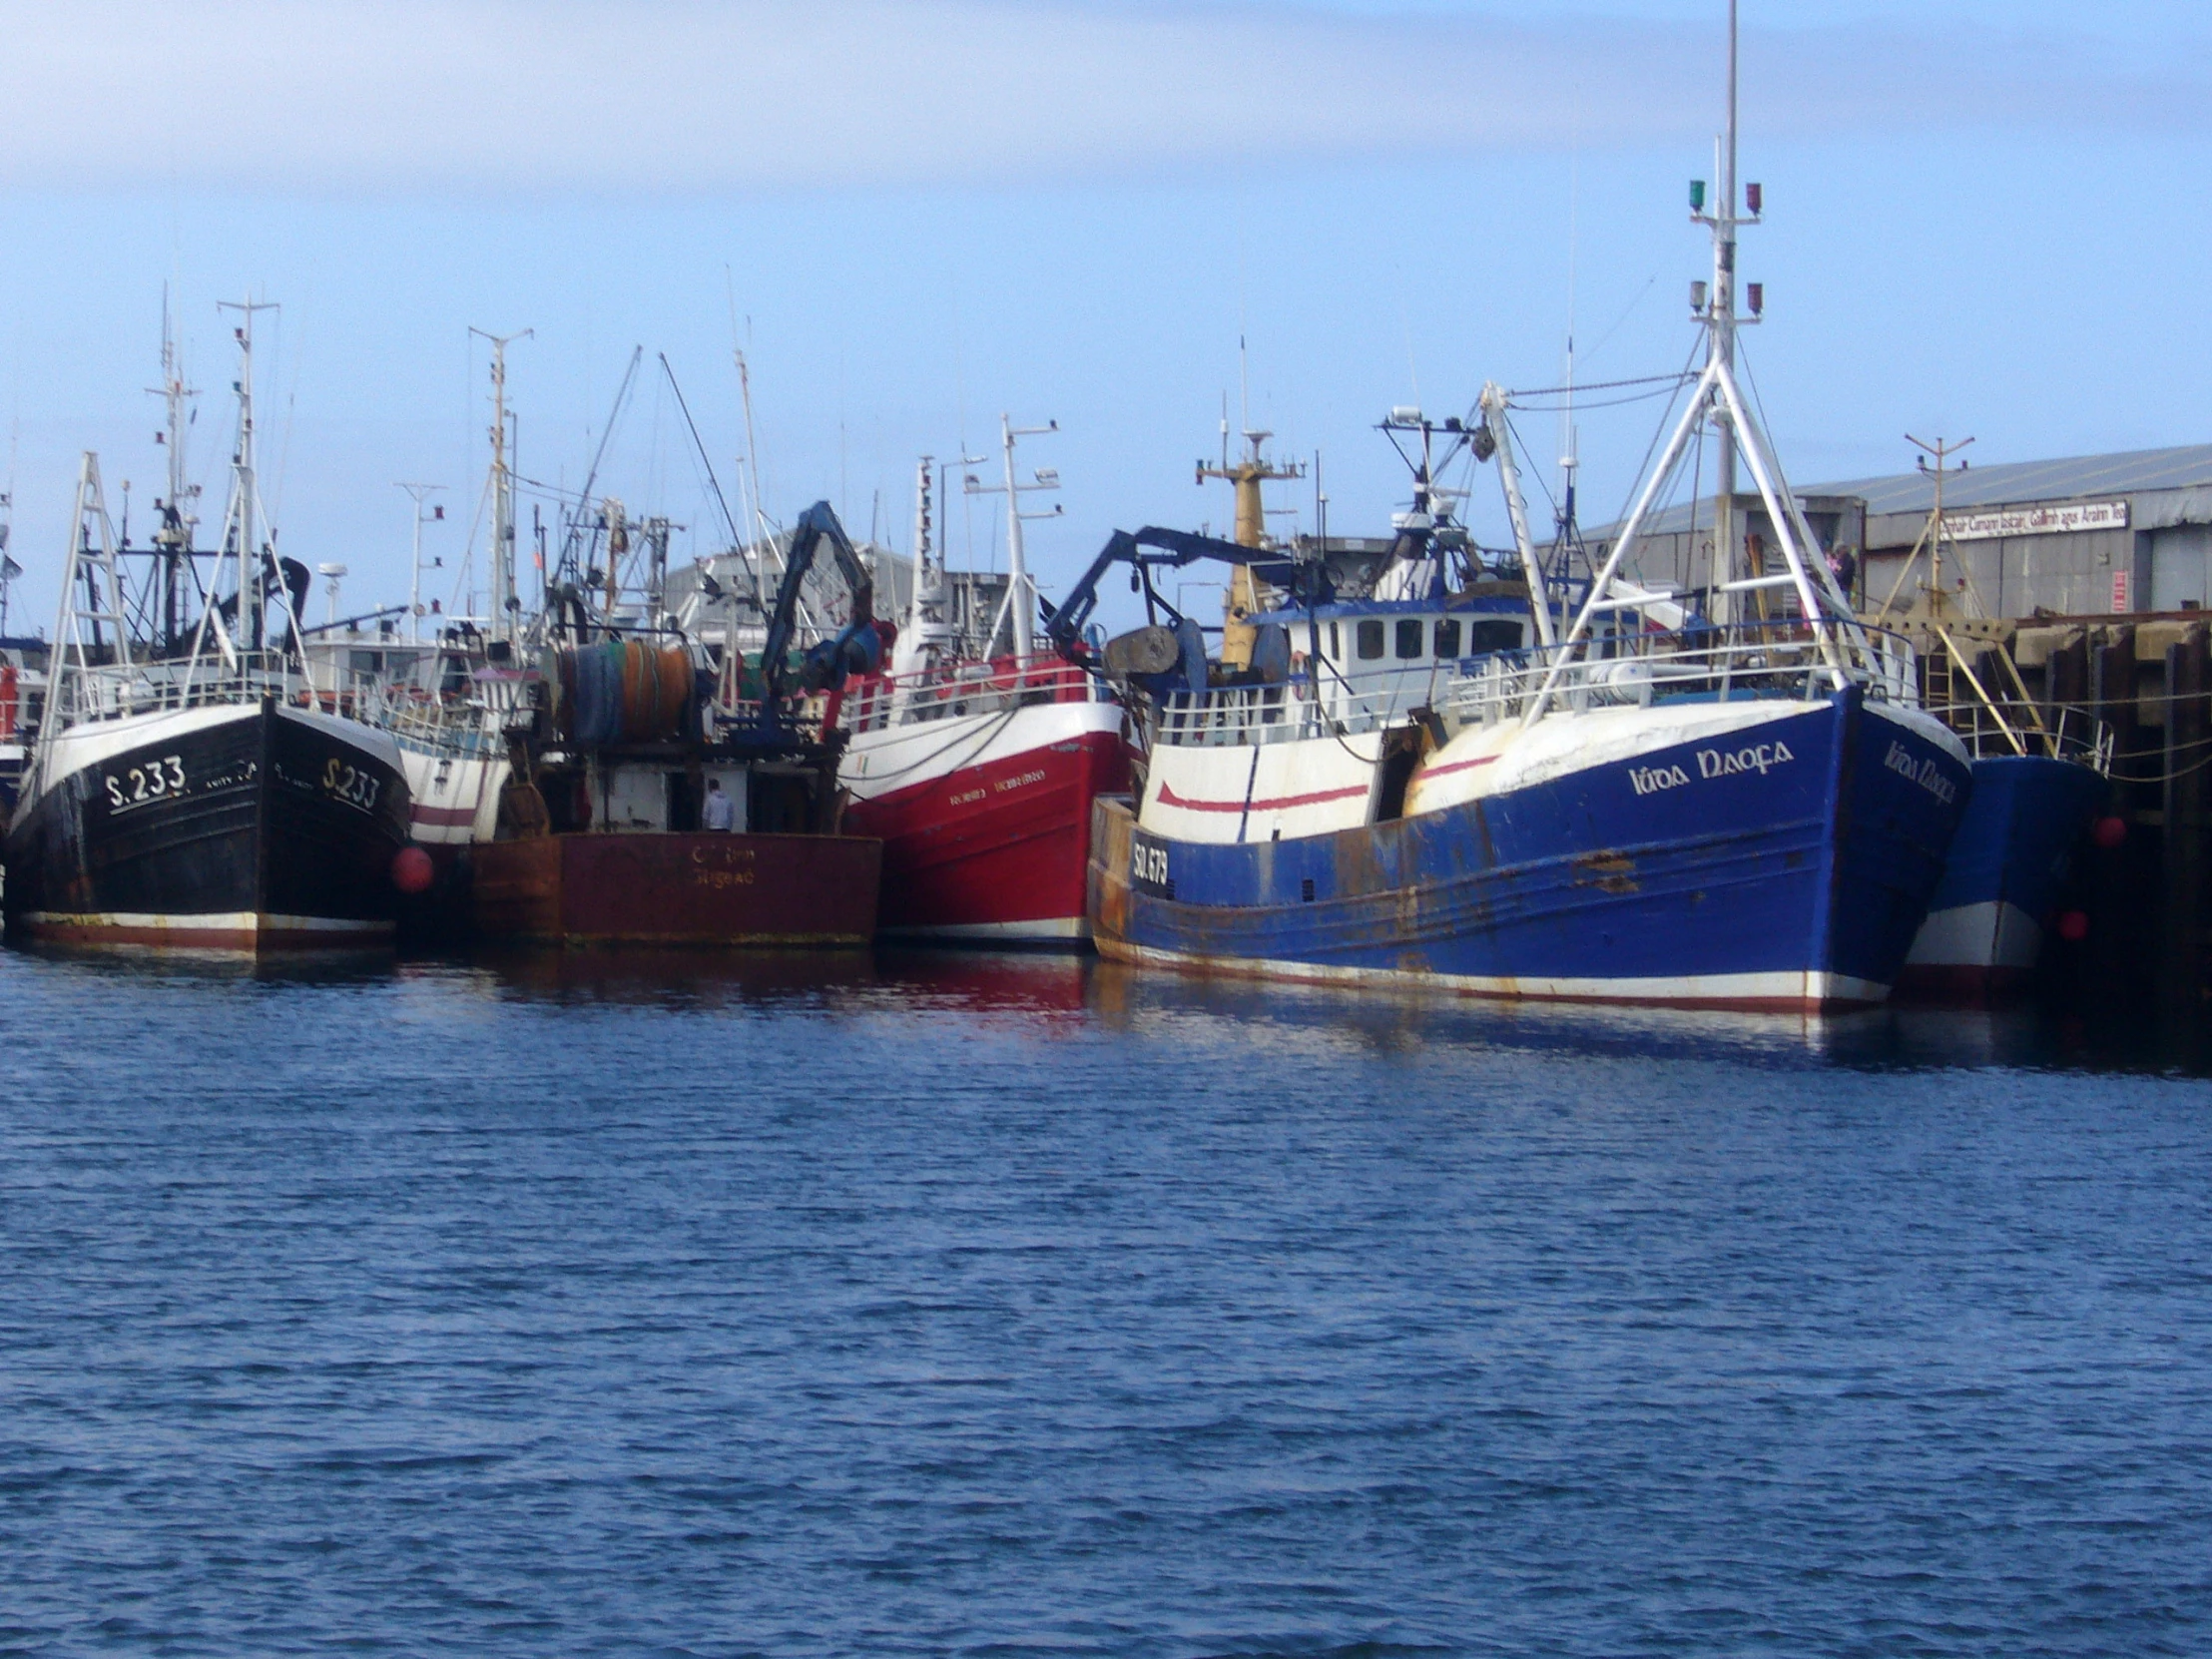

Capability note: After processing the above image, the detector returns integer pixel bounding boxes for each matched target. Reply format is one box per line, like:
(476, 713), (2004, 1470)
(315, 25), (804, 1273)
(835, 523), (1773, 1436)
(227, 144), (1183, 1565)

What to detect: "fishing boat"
(466, 499), (880, 947)
(1872, 440), (2113, 1000)
(1080, 23), (1972, 1011)
(4, 305), (410, 949)
(0, 633), (47, 819)
(836, 426), (1128, 945)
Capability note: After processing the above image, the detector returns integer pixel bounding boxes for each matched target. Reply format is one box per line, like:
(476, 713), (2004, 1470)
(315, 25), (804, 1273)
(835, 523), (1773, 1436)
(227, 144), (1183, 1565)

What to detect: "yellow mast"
(1198, 423), (1304, 668)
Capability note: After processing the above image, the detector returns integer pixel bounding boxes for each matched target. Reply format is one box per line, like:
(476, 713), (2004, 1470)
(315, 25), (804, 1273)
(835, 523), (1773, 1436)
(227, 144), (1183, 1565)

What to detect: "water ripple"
(1, 946), (2209, 1655)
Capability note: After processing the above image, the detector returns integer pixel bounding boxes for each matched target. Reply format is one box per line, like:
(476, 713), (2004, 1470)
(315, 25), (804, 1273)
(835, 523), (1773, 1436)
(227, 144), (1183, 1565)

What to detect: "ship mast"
(1707, 0), (1742, 615)
(1198, 341), (1304, 667)
(1522, 0), (1869, 725)
(896, 454), (953, 677)
(148, 290), (199, 652)
(471, 326), (530, 641)
(217, 297), (277, 653)
(966, 414), (1060, 660)
(1198, 340), (1304, 550)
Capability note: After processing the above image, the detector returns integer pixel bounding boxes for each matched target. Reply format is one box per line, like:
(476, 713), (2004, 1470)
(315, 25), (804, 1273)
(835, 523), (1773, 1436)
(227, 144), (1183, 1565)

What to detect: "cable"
(1505, 369), (1693, 400)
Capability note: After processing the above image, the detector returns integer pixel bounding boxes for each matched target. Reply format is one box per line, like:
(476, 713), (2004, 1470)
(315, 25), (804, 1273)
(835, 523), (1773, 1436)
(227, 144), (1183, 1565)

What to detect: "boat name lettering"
(994, 769), (1047, 793)
(1694, 740), (1796, 782)
(1132, 839), (1170, 887)
(694, 867), (757, 889)
(1883, 741), (1958, 805)
(948, 787), (987, 807)
(104, 756), (186, 811)
(322, 758), (382, 812)
(1627, 763), (1690, 797)
(689, 843), (758, 865)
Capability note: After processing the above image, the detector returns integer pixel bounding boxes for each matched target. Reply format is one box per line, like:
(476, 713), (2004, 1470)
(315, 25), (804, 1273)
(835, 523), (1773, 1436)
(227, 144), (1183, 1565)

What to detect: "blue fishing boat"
(1072, 526), (1969, 1009)
(1065, 20), (1972, 1010)
(1870, 443), (2115, 1000)
(1900, 748), (2105, 999)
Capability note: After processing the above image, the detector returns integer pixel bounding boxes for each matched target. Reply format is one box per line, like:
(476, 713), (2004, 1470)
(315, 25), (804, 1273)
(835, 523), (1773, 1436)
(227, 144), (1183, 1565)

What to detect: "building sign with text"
(1944, 499), (2130, 542)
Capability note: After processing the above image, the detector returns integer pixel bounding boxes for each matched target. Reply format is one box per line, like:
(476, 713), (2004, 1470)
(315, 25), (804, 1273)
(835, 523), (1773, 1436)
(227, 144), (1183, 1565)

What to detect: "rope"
(842, 698), (1026, 787)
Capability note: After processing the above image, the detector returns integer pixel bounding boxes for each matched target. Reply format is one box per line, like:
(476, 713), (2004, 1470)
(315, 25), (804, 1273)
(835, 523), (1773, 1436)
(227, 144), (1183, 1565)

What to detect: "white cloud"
(0, 1), (2201, 194)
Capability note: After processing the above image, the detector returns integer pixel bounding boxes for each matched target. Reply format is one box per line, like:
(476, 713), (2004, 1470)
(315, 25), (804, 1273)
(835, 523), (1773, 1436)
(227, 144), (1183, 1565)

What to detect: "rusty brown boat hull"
(471, 831), (881, 947)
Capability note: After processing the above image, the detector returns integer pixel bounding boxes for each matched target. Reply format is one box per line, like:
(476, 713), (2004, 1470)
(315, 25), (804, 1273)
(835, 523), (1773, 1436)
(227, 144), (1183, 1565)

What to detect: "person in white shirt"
(702, 777), (739, 831)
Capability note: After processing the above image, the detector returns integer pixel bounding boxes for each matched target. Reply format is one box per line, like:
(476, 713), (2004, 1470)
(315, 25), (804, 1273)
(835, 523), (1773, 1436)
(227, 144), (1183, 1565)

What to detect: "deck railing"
(1923, 699), (2113, 772)
(838, 653), (1109, 737)
(47, 653), (394, 728)
(1143, 622), (1923, 750)
(1443, 622), (1919, 729)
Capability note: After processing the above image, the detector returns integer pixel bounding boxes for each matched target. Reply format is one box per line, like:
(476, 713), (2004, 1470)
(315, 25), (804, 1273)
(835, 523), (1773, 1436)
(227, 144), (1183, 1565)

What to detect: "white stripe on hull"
(1095, 934), (1890, 1012)
(878, 915), (1089, 944)
(23, 909), (393, 942)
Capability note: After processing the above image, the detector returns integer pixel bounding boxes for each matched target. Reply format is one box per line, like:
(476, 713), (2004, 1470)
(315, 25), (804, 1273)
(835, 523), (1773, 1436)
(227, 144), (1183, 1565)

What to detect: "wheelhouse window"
(1394, 619), (1423, 659)
(1433, 619), (1461, 659)
(1329, 622), (1341, 658)
(1469, 620), (1524, 655)
(1356, 620), (1384, 660)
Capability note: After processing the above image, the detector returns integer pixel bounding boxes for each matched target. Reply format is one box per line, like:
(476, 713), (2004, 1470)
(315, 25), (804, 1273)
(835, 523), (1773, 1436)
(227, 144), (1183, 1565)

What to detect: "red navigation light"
(1748, 283), (1765, 315)
(1746, 182), (1763, 215)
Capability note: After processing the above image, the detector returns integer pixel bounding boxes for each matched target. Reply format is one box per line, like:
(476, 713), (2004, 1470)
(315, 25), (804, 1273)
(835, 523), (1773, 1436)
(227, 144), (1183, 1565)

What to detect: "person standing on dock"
(702, 777), (738, 832)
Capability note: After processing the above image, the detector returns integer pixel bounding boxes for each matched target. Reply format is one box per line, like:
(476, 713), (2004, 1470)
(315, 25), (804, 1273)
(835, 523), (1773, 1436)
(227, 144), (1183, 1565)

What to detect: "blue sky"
(0, 0), (2207, 630)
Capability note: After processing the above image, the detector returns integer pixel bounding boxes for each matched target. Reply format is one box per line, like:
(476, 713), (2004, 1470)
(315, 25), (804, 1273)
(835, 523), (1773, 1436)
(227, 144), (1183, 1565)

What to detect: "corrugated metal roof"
(1586, 442), (2212, 541)
(1814, 443), (2212, 515)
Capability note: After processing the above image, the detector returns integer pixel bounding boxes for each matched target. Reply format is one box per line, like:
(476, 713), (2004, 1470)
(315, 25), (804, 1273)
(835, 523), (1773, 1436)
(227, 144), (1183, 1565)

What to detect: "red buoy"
(2056, 909), (2090, 943)
(392, 845), (436, 894)
(2092, 815), (2127, 850)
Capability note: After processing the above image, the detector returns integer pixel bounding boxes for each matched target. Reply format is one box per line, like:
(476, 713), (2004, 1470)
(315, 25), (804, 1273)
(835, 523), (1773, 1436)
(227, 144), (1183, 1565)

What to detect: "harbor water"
(2, 945), (2209, 1656)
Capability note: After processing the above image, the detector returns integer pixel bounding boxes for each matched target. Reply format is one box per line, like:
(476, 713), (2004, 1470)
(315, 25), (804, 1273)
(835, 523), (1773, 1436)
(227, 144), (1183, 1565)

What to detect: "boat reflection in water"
(447, 943), (1092, 1020)
(13, 931), (2202, 1074)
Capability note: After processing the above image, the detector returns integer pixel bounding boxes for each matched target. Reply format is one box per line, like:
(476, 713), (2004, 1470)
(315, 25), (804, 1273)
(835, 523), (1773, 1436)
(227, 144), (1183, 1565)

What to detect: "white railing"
(48, 652), (387, 727)
(839, 653), (1111, 736)
(1145, 655), (1451, 749)
(1444, 622), (1919, 730)
(1140, 622), (1923, 752)
(1924, 699), (2113, 772)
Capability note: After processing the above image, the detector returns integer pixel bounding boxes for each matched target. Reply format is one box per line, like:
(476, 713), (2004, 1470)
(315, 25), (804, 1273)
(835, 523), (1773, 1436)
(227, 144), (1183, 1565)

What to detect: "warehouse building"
(1592, 442), (2212, 620)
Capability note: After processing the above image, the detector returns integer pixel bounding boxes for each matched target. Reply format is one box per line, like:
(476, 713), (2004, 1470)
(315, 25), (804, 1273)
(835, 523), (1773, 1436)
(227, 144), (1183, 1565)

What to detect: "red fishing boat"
(835, 432), (1129, 945)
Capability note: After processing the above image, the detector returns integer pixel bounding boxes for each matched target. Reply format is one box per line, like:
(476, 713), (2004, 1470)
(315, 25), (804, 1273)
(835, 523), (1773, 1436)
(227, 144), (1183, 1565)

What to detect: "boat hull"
(1090, 691), (1970, 1011)
(840, 703), (1128, 944)
(3, 702), (411, 950)
(1896, 752), (2107, 1002)
(470, 831), (881, 946)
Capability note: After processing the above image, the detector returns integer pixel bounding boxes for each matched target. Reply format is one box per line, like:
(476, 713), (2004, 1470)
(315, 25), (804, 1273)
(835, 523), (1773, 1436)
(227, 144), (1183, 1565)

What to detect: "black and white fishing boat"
(3, 303), (410, 950)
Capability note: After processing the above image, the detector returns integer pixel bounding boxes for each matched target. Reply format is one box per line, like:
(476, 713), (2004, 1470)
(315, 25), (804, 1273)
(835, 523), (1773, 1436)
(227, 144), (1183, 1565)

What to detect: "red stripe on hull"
(410, 804), (479, 828)
(1154, 777), (1372, 815)
(843, 731), (1130, 935)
